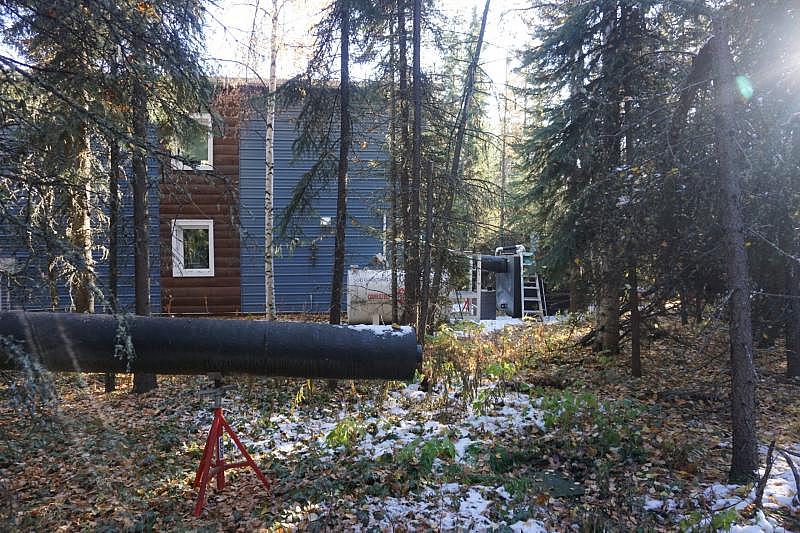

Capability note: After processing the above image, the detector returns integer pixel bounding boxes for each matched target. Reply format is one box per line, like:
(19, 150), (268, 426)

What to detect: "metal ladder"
(521, 253), (547, 318)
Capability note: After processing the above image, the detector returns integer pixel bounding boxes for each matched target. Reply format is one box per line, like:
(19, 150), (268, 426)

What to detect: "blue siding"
(0, 150), (161, 312)
(240, 107), (388, 313)
(100, 154), (162, 312)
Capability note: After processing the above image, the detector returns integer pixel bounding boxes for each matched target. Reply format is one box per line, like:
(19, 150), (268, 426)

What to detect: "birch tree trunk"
(418, 161), (434, 342)
(710, 22), (757, 482)
(389, 16), (400, 324)
(264, 0), (280, 320)
(328, 0), (350, 325)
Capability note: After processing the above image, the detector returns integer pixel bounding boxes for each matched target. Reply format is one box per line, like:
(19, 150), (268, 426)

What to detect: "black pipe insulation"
(0, 311), (421, 380)
(479, 255), (509, 273)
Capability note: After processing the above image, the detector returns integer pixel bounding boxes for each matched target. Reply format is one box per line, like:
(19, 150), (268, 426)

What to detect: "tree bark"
(328, 0), (351, 325)
(404, 0), (422, 330)
(784, 222), (800, 378)
(69, 125), (95, 315)
(630, 266), (642, 377)
(669, 39), (714, 150)
(418, 161), (434, 342)
(498, 54), (510, 242)
(591, 3), (626, 356)
(594, 278), (620, 354)
(568, 269), (580, 314)
(105, 138), (120, 393)
(711, 20), (757, 482)
(264, 0), (280, 320)
(679, 286), (690, 326)
(787, 92), (800, 378)
(131, 78), (156, 394)
(398, 0), (412, 326)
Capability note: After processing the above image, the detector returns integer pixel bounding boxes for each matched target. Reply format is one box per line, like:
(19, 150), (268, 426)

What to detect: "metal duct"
(0, 312), (421, 380)
(479, 255), (509, 273)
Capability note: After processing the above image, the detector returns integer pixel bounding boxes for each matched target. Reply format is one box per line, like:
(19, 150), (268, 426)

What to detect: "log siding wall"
(159, 108), (241, 314)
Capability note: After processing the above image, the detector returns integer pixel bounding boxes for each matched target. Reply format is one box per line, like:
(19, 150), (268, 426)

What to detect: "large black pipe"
(0, 312), (421, 380)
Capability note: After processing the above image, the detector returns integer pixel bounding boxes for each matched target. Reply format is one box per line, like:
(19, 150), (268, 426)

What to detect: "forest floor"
(0, 314), (798, 532)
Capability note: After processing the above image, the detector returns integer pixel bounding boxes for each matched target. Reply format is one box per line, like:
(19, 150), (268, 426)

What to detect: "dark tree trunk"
(429, 0), (491, 314)
(329, 0), (351, 325)
(788, 107), (800, 378)
(630, 266), (642, 377)
(105, 139), (120, 393)
(397, 0), (413, 325)
(711, 23), (758, 482)
(568, 265), (581, 313)
(131, 79), (156, 394)
(679, 287), (689, 326)
(694, 292), (704, 323)
(592, 3), (626, 356)
(594, 278), (620, 354)
(784, 222), (800, 378)
(403, 0), (422, 330)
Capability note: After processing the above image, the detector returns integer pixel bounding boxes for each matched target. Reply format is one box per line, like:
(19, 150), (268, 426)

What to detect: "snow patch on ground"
(479, 317), (525, 333)
(509, 518), (550, 532)
(644, 496), (665, 511)
(343, 324), (414, 336)
(728, 511), (783, 533)
(191, 381), (550, 530)
(541, 314), (573, 325)
(644, 444), (799, 532)
(355, 483), (543, 531)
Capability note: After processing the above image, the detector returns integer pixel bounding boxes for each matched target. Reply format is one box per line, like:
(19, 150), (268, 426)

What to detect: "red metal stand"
(193, 379), (270, 517)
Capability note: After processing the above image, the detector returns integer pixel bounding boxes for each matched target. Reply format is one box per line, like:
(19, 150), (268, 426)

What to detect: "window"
(320, 216), (333, 236)
(172, 113), (213, 170)
(172, 219), (214, 277)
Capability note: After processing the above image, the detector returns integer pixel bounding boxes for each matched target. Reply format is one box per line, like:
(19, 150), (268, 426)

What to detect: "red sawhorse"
(193, 376), (270, 517)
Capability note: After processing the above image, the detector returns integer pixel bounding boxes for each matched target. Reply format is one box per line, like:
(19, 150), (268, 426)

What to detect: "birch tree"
(264, 0), (283, 320)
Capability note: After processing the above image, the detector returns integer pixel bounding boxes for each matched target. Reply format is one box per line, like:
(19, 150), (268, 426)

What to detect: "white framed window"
(172, 113), (213, 171)
(172, 219), (214, 277)
(320, 215), (334, 236)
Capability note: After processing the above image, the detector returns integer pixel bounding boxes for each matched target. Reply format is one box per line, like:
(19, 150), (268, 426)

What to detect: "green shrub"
(539, 390), (644, 460)
(397, 436), (456, 477)
(325, 417), (365, 450)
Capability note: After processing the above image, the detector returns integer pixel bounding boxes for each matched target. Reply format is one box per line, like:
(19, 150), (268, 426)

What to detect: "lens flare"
(735, 75), (754, 101)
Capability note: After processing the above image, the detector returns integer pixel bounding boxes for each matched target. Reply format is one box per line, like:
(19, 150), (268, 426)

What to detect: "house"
(0, 82), (390, 315)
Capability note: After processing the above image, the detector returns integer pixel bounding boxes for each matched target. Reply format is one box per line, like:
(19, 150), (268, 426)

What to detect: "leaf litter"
(0, 314), (797, 531)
